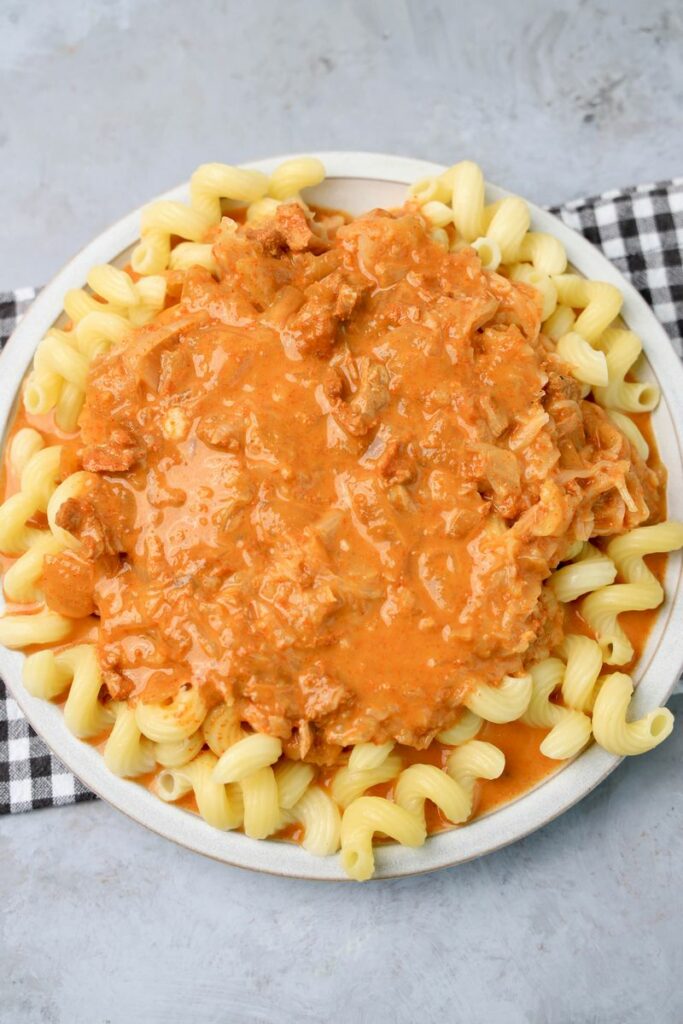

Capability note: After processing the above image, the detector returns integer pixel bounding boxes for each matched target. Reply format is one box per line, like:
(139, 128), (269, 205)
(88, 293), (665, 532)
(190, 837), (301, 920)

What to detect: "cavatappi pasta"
(1, 157), (681, 881)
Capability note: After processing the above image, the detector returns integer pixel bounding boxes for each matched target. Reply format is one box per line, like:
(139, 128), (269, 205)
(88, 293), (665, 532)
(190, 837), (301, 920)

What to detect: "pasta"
(593, 328), (660, 412)
(516, 232), (567, 275)
(331, 755), (404, 809)
(3, 532), (64, 603)
(347, 741), (395, 772)
(522, 659), (592, 759)
(508, 263), (558, 321)
(23, 644), (113, 737)
(274, 759), (315, 809)
(135, 686), (207, 744)
(340, 797), (426, 882)
(191, 162), (270, 221)
(550, 542), (617, 603)
(0, 608), (72, 648)
(168, 242), (218, 273)
(446, 741), (506, 810)
(202, 703), (244, 756)
(9, 428), (44, 476)
(212, 733), (283, 784)
(267, 157), (325, 201)
(592, 674), (674, 756)
(543, 304), (576, 341)
(289, 786), (342, 856)
(437, 709), (483, 745)
(485, 197), (530, 263)
(559, 635), (603, 712)
(155, 752), (244, 831)
(582, 523), (683, 664)
(464, 675), (533, 724)
(394, 739), (505, 830)
(0, 445), (62, 554)
(551, 275), (622, 343)
(241, 766), (281, 839)
(450, 160), (485, 242)
(395, 763), (476, 828)
(421, 200), (454, 229)
(0, 154), (680, 881)
(556, 331), (609, 387)
(154, 731), (205, 768)
(132, 201), (213, 274)
(470, 236), (501, 271)
(104, 703), (156, 778)
(408, 175), (451, 206)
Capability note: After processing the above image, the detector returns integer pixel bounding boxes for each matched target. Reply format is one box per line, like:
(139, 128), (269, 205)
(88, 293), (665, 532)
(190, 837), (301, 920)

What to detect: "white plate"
(1, 152), (682, 880)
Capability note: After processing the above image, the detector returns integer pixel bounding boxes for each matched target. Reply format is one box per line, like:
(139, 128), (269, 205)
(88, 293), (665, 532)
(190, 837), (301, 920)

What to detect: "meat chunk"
(472, 443), (522, 517)
(55, 494), (123, 559)
(102, 669), (134, 701)
(41, 551), (96, 618)
(376, 439), (415, 486)
(196, 411), (244, 451)
(333, 282), (361, 321)
(283, 270), (345, 357)
(247, 203), (327, 256)
(81, 426), (144, 473)
(326, 358), (391, 437)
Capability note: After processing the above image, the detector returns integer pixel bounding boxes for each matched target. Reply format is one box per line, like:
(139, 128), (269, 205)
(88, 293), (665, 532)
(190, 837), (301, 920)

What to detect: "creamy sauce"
(0, 200), (668, 836)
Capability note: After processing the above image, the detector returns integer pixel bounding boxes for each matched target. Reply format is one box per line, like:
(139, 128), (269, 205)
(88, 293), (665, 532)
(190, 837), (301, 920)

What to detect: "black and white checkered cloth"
(1, 177), (682, 814)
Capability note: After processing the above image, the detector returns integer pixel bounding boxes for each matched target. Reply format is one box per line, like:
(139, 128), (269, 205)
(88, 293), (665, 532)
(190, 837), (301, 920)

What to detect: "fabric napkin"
(1, 177), (682, 814)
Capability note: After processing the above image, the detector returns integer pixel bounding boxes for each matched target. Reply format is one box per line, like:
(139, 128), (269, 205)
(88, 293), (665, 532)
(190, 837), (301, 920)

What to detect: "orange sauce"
(0, 200), (671, 842)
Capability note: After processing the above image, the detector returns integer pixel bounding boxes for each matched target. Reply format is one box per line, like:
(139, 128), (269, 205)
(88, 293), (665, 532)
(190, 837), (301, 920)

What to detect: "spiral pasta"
(347, 741), (395, 772)
(450, 161), (485, 242)
(552, 275), (622, 343)
(191, 162), (270, 221)
(437, 709), (483, 745)
(508, 263), (558, 321)
(274, 759), (315, 809)
(104, 702), (156, 778)
(464, 674), (533, 724)
(154, 731), (205, 768)
(289, 787), (341, 856)
(340, 797), (426, 882)
(22, 644), (112, 737)
(592, 673), (674, 756)
(550, 542), (618, 603)
(394, 763), (475, 827)
(582, 523), (683, 664)
(135, 686), (207, 744)
(559, 635), (603, 713)
(517, 232), (567, 275)
(471, 236), (501, 271)
(0, 445), (62, 555)
(593, 328), (660, 412)
(268, 158), (325, 201)
(212, 733), (283, 784)
(556, 331), (609, 387)
(331, 754), (404, 809)
(155, 751), (244, 831)
(484, 197), (530, 263)
(446, 741), (506, 808)
(522, 659), (593, 759)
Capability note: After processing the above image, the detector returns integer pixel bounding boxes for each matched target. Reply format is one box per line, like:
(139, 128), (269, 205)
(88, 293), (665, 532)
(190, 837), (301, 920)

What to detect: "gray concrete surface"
(0, 2), (682, 1022)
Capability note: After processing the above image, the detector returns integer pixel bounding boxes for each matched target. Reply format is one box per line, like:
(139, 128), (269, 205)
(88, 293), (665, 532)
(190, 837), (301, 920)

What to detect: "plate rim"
(1, 150), (682, 881)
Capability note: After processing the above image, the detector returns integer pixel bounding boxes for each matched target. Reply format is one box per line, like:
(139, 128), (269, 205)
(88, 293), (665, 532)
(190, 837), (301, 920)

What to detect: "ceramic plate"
(1, 152), (682, 879)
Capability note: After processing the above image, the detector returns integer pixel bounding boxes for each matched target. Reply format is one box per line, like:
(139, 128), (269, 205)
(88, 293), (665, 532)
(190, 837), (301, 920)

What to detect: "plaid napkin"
(1, 178), (683, 815)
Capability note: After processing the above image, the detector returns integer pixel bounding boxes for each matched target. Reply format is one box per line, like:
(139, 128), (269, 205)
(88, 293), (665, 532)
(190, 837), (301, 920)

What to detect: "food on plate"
(1, 156), (680, 880)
